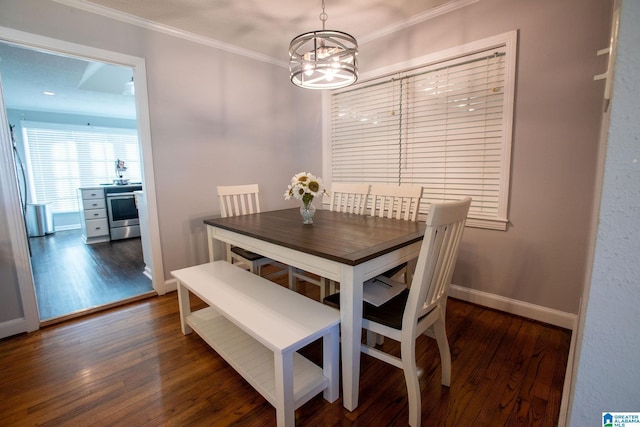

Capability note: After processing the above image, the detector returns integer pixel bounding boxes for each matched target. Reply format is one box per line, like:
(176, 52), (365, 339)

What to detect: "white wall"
(358, 0), (611, 317)
(568, 1), (640, 424)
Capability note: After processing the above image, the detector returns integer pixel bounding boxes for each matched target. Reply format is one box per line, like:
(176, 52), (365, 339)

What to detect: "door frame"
(0, 76), (37, 335)
(0, 26), (167, 332)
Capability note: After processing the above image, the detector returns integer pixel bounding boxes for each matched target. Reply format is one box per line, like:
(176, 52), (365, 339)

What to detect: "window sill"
(465, 217), (509, 231)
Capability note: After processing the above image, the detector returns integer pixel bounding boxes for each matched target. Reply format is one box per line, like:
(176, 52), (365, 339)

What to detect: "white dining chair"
(217, 184), (289, 280)
(368, 183), (424, 284)
(329, 182), (371, 214)
(323, 197), (471, 427)
(369, 183), (423, 221)
(290, 182), (370, 300)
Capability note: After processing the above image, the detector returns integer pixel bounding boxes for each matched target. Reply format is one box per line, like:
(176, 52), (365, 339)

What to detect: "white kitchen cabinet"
(78, 187), (109, 244)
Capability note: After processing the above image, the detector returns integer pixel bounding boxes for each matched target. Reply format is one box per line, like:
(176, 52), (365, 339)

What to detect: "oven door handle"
(106, 192), (136, 198)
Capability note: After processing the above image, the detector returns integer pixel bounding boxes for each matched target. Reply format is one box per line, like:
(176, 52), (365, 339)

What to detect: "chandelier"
(289, 0), (358, 90)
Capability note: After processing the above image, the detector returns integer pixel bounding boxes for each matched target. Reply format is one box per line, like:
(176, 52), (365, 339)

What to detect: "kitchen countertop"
(79, 183), (143, 191)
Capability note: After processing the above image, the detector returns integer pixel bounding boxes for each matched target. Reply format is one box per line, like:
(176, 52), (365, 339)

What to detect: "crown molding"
(52, 0), (289, 68)
(359, 0), (480, 44)
(53, 0), (479, 69)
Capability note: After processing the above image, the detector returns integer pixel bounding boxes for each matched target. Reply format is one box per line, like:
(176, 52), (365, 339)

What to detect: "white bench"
(171, 261), (340, 427)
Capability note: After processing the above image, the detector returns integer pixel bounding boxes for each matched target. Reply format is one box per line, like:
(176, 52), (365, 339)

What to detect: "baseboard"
(164, 277), (178, 293)
(449, 284), (577, 330)
(0, 318), (29, 340)
(53, 224), (81, 232)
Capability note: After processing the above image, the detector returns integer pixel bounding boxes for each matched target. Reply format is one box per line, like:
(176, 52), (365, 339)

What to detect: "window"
(327, 32), (516, 230)
(22, 122), (141, 213)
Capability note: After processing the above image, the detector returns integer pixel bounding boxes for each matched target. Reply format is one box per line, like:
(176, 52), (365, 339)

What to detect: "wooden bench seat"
(171, 261), (340, 427)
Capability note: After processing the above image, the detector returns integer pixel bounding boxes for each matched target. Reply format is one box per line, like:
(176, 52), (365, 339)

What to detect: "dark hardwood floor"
(0, 272), (571, 426)
(30, 229), (154, 323)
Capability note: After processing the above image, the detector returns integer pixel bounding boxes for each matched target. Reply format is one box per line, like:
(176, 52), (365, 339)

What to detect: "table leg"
(340, 266), (364, 411)
(176, 281), (192, 335)
(207, 226), (226, 262)
(207, 226), (215, 263)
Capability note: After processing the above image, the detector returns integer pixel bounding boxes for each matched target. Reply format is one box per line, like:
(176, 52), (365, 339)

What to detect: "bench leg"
(274, 351), (295, 427)
(176, 281), (192, 335)
(323, 325), (340, 403)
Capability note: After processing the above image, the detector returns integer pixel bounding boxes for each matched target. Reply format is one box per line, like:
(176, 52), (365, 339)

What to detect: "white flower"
(284, 184), (295, 200)
(284, 172), (328, 204)
(292, 172), (310, 184)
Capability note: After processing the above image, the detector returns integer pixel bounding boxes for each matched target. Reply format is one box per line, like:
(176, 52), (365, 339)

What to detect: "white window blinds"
(330, 35), (515, 230)
(22, 122), (141, 213)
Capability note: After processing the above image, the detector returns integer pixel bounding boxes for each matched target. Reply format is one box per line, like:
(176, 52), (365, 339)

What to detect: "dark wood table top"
(204, 208), (425, 266)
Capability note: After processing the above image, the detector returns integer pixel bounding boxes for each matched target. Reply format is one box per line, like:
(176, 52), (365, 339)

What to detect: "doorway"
(0, 30), (164, 330)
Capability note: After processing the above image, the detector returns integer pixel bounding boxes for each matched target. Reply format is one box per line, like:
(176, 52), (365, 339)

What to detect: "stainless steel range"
(103, 183), (142, 240)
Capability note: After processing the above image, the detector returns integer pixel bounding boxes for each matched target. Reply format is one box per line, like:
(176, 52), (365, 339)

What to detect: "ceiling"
(0, 0), (468, 119)
(0, 42), (136, 119)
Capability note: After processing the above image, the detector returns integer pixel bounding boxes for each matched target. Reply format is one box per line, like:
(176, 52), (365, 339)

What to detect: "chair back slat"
(404, 197), (471, 326)
(329, 183), (370, 215)
(217, 184), (261, 218)
(369, 184), (423, 221)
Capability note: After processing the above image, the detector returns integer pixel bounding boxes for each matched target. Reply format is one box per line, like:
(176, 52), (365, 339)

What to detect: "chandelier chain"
(320, 0), (327, 30)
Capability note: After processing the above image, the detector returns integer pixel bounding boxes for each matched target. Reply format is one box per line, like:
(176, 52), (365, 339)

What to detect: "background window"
(22, 122), (141, 213)
(328, 32), (516, 230)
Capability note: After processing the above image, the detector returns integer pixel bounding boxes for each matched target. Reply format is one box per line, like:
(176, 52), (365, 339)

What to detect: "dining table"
(203, 207), (425, 411)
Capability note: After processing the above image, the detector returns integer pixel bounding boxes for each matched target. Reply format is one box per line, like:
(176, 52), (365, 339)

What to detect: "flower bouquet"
(284, 172), (328, 224)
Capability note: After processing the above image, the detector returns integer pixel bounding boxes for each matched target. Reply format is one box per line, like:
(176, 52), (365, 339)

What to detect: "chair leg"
(329, 280), (337, 295)
(365, 330), (377, 347)
(287, 266), (297, 291)
(225, 244), (233, 264)
(432, 311), (451, 387)
(365, 330), (385, 346)
(246, 259), (256, 274)
(319, 277), (327, 300)
(401, 336), (421, 427)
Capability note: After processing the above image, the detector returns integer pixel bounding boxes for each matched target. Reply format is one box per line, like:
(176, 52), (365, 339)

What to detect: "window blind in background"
(330, 46), (513, 229)
(22, 122), (141, 213)
(331, 79), (403, 183)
